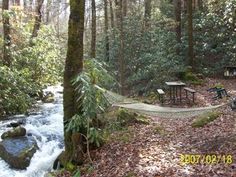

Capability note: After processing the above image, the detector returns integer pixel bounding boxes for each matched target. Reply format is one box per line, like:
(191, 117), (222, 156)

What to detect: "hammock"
(95, 85), (225, 118)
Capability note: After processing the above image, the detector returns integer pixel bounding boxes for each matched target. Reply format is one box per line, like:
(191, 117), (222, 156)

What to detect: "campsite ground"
(81, 78), (236, 177)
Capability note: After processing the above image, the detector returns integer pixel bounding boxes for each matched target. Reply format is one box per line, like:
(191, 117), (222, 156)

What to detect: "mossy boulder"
(1, 126), (26, 139)
(0, 136), (38, 169)
(192, 111), (221, 128)
(116, 108), (150, 125)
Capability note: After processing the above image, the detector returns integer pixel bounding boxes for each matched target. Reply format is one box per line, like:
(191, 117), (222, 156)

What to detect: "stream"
(0, 85), (64, 177)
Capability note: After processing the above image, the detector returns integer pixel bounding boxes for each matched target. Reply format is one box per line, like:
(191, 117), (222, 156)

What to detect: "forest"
(0, 0), (235, 177)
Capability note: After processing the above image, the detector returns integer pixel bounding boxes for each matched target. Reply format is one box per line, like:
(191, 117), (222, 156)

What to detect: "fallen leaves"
(80, 78), (236, 177)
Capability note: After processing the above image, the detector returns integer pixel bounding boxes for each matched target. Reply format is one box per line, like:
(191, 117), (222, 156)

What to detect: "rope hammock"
(95, 85), (225, 118)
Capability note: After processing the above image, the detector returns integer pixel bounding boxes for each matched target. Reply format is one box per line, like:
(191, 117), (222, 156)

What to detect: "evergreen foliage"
(0, 8), (65, 116)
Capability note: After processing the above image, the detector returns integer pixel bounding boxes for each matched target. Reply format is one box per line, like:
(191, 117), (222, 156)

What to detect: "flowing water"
(0, 85), (64, 177)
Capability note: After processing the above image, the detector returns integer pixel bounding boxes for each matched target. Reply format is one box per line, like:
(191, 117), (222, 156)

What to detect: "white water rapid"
(0, 85), (64, 177)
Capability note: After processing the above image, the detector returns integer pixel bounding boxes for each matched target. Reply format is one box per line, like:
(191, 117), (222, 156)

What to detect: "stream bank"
(0, 85), (64, 177)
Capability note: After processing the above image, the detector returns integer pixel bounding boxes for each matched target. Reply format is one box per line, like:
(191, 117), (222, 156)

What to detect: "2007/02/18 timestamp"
(180, 154), (233, 165)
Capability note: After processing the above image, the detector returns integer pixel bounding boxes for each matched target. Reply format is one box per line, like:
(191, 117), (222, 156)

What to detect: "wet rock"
(42, 92), (55, 103)
(6, 120), (25, 128)
(1, 126), (26, 139)
(0, 136), (38, 169)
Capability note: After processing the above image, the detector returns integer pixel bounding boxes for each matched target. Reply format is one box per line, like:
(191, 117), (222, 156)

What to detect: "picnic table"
(165, 81), (186, 103)
(224, 66), (236, 77)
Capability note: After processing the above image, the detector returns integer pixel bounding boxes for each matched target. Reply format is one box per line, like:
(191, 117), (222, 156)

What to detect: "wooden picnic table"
(165, 81), (186, 103)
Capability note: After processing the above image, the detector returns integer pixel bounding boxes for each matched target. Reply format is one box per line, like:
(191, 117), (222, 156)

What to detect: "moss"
(136, 115), (150, 125)
(214, 83), (224, 89)
(184, 72), (198, 81)
(125, 171), (137, 177)
(65, 162), (76, 172)
(192, 111), (221, 128)
(117, 108), (136, 125)
(109, 126), (135, 143)
(57, 151), (71, 168)
(153, 125), (166, 135)
(116, 108), (150, 126)
(190, 79), (204, 86)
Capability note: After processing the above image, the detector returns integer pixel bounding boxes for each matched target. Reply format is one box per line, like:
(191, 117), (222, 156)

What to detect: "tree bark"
(90, 0), (96, 58)
(31, 0), (44, 38)
(174, 0), (181, 54)
(117, 0), (125, 95)
(144, 0), (151, 29)
(104, 0), (109, 61)
(187, 0), (194, 69)
(15, 0), (20, 6)
(123, 0), (127, 17)
(109, 0), (114, 28)
(2, 0), (11, 67)
(46, 0), (51, 24)
(63, 0), (85, 165)
(115, 0), (119, 27)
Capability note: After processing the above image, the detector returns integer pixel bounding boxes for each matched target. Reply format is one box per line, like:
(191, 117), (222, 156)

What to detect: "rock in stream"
(0, 136), (38, 170)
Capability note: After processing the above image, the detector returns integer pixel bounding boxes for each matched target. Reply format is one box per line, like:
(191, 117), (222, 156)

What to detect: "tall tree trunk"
(174, 0), (181, 54)
(117, 0), (125, 95)
(115, 0), (119, 27)
(90, 0), (96, 58)
(15, 0), (20, 6)
(46, 0), (51, 24)
(123, 0), (127, 17)
(144, 0), (151, 29)
(109, 0), (114, 28)
(2, 0), (11, 67)
(183, 0), (187, 14)
(31, 0), (44, 38)
(187, 0), (194, 69)
(193, 0), (196, 11)
(63, 0), (85, 165)
(104, 0), (109, 61)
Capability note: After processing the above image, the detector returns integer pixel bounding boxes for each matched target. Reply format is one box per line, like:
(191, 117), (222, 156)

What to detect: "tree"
(109, 0), (114, 28)
(90, 0), (96, 58)
(31, 0), (44, 38)
(123, 0), (127, 17)
(104, 0), (109, 61)
(2, 0), (11, 67)
(174, 0), (181, 54)
(187, 0), (194, 69)
(63, 0), (85, 165)
(46, 0), (51, 24)
(144, 0), (152, 28)
(14, 0), (20, 6)
(117, 0), (125, 95)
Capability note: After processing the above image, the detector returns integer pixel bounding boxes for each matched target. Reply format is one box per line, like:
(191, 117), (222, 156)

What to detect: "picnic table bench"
(184, 87), (196, 103)
(157, 89), (165, 104)
(224, 66), (236, 77)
